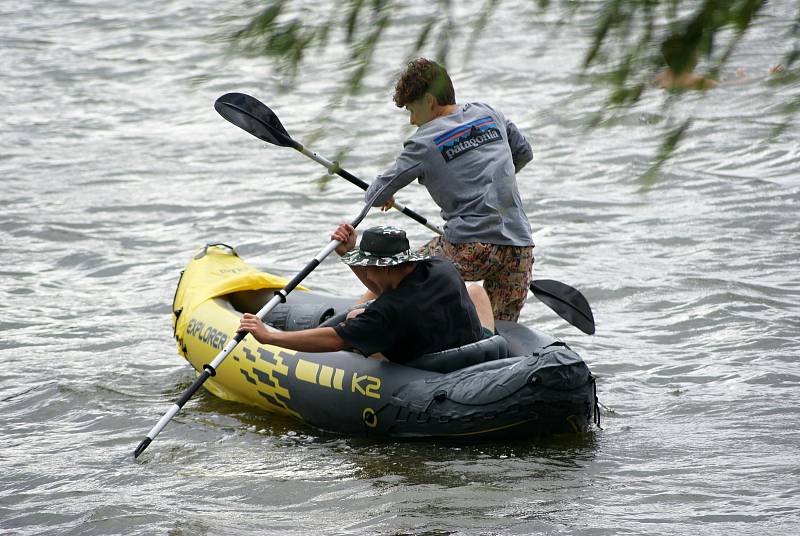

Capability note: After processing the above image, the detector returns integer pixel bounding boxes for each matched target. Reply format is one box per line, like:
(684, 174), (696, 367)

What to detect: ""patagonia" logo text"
(435, 116), (502, 162)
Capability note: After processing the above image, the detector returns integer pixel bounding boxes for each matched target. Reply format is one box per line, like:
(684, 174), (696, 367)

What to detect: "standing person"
(366, 57), (535, 322)
(238, 224), (495, 363)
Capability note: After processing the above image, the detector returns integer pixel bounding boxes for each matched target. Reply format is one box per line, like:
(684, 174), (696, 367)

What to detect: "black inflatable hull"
(172, 245), (599, 439)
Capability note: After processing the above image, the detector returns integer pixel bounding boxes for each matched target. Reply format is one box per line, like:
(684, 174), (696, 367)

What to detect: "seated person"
(238, 225), (495, 363)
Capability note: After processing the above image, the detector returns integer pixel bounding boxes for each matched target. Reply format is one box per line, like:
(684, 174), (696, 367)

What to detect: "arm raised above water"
(366, 138), (427, 206)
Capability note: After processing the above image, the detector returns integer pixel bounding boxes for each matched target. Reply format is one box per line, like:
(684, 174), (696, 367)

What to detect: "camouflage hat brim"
(340, 249), (430, 267)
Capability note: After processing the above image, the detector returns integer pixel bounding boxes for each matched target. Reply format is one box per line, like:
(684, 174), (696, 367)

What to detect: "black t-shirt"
(333, 258), (483, 363)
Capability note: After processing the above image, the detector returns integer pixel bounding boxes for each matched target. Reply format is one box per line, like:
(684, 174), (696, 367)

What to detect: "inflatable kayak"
(171, 244), (600, 438)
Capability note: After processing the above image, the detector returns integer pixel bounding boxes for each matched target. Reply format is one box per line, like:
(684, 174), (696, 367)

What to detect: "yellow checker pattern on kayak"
(295, 359), (345, 390)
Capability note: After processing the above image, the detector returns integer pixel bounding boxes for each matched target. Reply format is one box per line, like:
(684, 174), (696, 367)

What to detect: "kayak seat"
(406, 335), (509, 374)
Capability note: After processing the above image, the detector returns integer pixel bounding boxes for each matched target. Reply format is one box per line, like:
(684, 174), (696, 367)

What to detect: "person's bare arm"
(331, 223), (381, 295)
(238, 314), (348, 352)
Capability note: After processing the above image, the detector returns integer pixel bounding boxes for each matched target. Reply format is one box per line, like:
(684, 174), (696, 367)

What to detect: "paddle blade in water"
(531, 279), (595, 335)
(215, 93), (298, 149)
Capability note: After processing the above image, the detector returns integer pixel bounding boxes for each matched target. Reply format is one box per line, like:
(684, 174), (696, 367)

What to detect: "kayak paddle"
(133, 184), (391, 459)
(214, 92), (596, 336)
(213, 93), (442, 235)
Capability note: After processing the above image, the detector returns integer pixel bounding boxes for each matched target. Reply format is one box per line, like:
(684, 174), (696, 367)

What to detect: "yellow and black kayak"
(171, 244), (599, 438)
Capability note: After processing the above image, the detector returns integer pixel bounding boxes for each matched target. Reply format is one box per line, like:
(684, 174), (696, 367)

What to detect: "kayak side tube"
(178, 297), (595, 438)
(171, 245), (598, 439)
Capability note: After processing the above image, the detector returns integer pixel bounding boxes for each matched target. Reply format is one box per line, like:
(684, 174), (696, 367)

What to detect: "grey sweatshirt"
(367, 102), (534, 246)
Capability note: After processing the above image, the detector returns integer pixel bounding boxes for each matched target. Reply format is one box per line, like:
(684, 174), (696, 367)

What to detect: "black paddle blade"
(214, 92), (299, 149)
(531, 279), (596, 335)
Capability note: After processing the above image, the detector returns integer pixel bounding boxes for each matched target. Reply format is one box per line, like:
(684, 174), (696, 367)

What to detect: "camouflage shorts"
(418, 236), (534, 322)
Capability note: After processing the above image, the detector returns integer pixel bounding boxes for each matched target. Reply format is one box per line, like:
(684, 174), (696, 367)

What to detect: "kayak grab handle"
(194, 243), (239, 259)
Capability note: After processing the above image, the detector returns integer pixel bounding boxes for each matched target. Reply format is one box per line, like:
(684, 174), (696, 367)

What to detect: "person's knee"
(467, 283), (495, 330)
(467, 283), (489, 304)
(467, 283), (484, 297)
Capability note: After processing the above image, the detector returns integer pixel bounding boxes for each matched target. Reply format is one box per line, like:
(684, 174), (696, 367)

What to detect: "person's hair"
(661, 36), (699, 73)
(393, 58), (455, 108)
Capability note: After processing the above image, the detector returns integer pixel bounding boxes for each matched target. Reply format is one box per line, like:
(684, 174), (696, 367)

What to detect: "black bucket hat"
(340, 226), (430, 267)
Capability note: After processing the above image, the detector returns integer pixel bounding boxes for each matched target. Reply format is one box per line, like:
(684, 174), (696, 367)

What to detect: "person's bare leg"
(467, 283), (495, 332)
